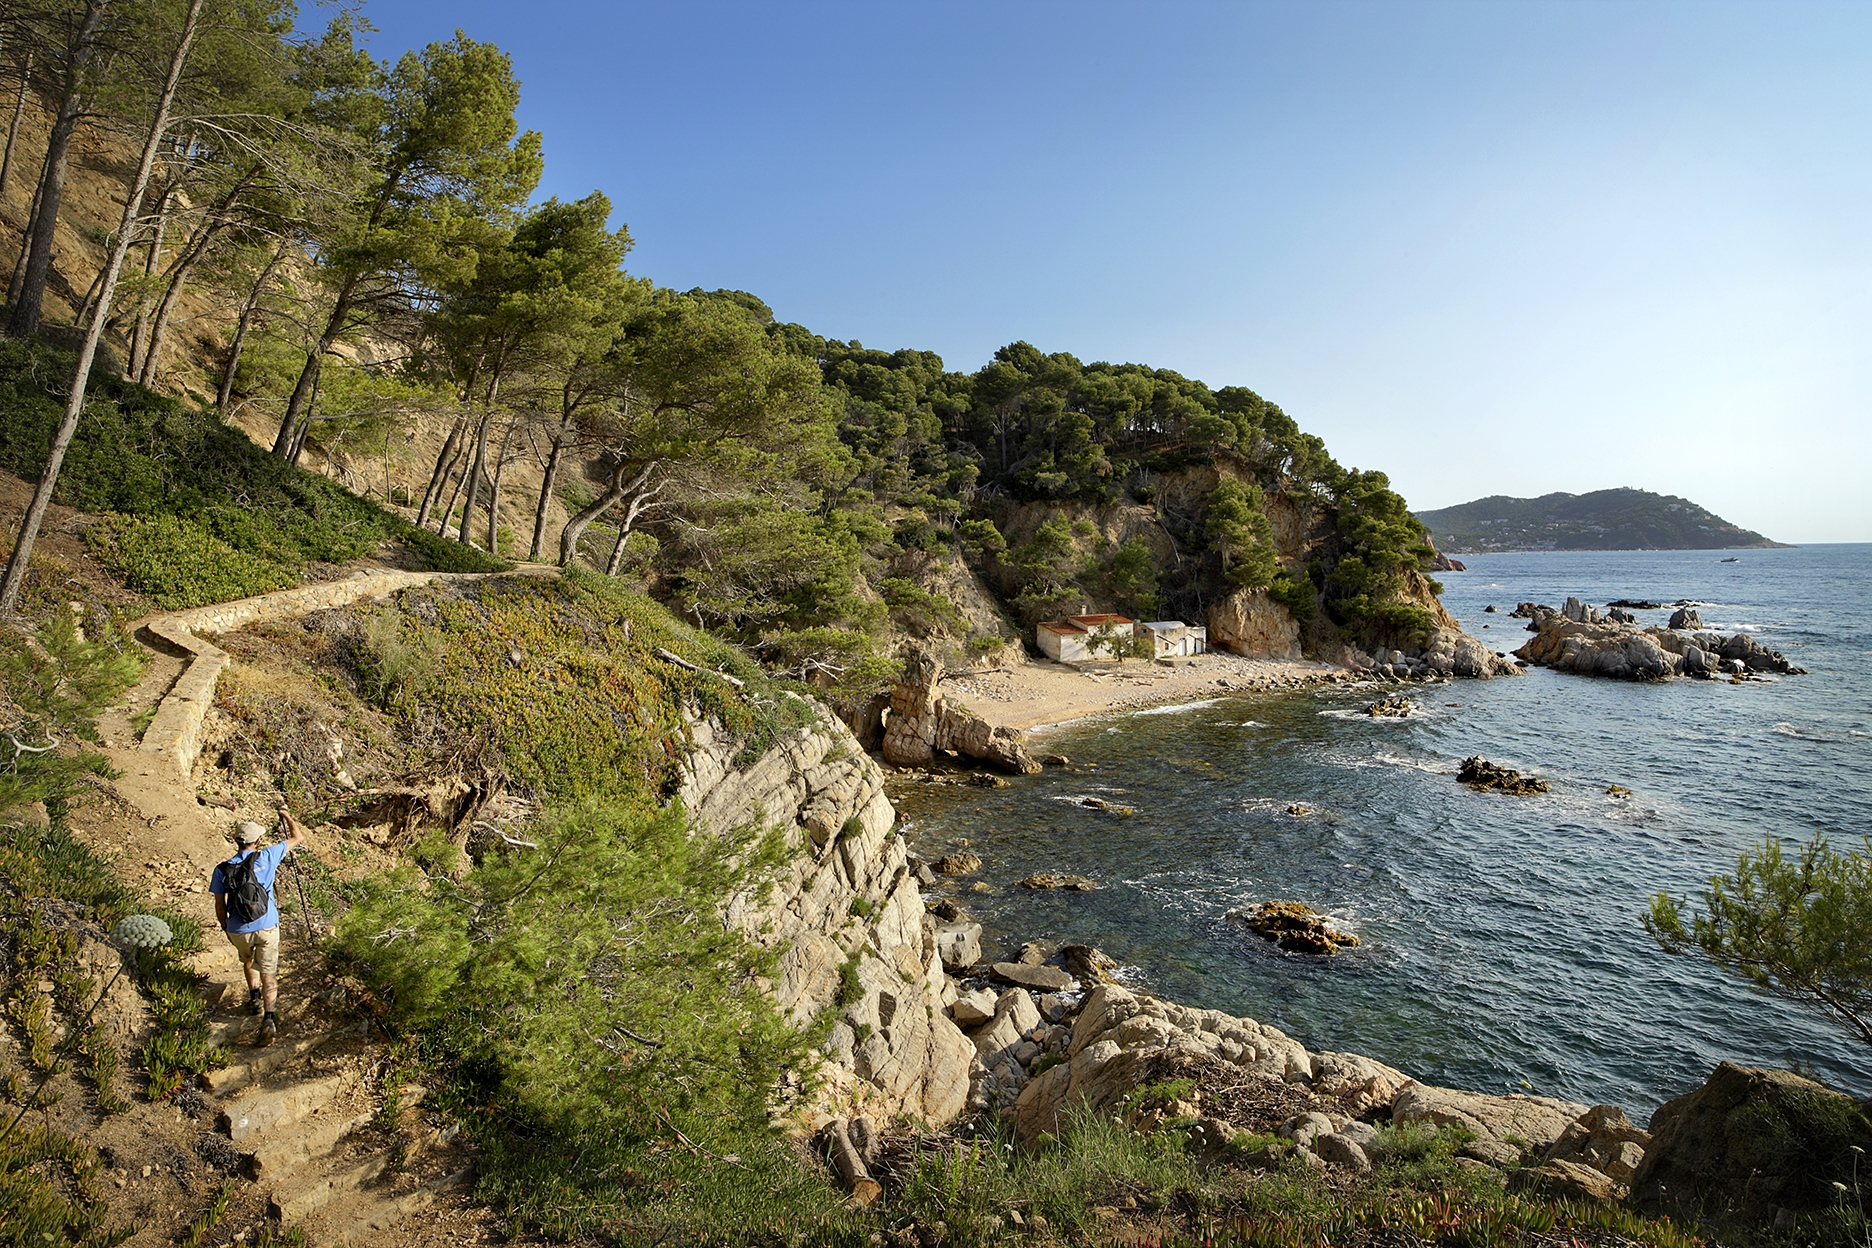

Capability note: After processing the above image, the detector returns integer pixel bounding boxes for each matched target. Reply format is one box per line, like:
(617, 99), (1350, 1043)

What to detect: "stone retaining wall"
(137, 570), (537, 777)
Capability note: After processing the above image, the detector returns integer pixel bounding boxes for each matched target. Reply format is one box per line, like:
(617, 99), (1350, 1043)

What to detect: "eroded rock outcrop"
(1516, 616), (1805, 680)
(1207, 587), (1303, 660)
(1392, 1083), (1590, 1168)
(1632, 1061), (1872, 1220)
(883, 650), (1041, 774)
(682, 707), (973, 1124)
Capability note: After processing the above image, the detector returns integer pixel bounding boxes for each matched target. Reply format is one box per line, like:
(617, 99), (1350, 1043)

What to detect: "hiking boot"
(248, 987), (263, 1015)
(260, 1013), (278, 1045)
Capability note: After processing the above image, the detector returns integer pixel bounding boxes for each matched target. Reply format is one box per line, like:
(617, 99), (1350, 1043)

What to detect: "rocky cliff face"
(1207, 587), (1304, 660)
(679, 704), (973, 1124)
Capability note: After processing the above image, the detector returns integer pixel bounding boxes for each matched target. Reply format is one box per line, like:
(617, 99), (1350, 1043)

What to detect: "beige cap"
(234, 821), (265, 845)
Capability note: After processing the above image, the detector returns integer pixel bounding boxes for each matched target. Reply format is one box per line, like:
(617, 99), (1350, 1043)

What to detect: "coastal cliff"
(680, 707), (974, 1123)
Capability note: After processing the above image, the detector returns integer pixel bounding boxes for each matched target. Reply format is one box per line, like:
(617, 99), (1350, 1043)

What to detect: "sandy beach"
(940, 651), (1356, 733)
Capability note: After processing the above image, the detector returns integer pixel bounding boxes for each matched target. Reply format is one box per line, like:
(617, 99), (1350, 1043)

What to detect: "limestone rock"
(1058, 944), (1117, 983)
(1392, 1084), (1590, 1165)
(882, 649), (1041, 774)
(1668, 606), (1703, 630)
(935, 923), (982, 972)
(1315, 1132), (1372, 1172)
(1420, 626), (1521, 678)
(1310, 1051), (1409, 1116)
(990, 962), (1073, 992)
(1633, 1061), (1872, 1219)
(1206, 587), (1302, 660)
(1511, 1158), (1620, 1202)
(1545, 1104), (1650, 1187)
(950, 987), (997, 1028)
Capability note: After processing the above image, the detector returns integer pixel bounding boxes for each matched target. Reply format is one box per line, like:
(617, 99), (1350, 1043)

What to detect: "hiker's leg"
(255, 928), (282, 1014)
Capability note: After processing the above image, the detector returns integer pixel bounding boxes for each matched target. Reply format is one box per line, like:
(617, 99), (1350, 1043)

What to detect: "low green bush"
(86, 514), (295, 609)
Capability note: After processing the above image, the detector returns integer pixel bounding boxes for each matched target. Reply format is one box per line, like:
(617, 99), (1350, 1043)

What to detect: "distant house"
(1134, 620), (1207, 658)
(1035, 613), (1136, 662)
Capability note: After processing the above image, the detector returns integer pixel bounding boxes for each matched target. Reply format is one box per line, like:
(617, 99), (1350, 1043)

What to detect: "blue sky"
(362, 1), (1871, 543)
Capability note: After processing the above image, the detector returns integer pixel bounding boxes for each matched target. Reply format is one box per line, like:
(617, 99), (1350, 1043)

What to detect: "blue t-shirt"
(210, 842), (289, 934)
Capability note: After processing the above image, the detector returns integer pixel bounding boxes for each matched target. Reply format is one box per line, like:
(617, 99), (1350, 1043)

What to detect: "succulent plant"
(110, 913), (173, 950)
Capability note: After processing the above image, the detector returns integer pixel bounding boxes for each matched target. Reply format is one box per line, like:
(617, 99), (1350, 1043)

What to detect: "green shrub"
(86, 514), (295, 609)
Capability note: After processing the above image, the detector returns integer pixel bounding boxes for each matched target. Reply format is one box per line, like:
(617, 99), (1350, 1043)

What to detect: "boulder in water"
(1457, 756), (1551, 795)
(1230, 901), (1360, 954)
(1015, 872), (1099, 891)
(1668, 606), (1703, 630)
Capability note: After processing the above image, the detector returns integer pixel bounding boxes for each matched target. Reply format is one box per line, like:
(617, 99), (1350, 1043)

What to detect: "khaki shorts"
(226, 926), (280, 977)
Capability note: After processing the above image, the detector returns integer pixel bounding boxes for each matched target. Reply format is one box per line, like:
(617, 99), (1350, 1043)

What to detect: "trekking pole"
(289, 858), (318, 947)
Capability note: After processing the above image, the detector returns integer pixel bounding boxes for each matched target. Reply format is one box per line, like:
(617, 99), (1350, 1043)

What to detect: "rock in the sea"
(1016, 872), (1099, 891)
(1230, 901), (1360, 954)
(1606, 607), (1637, 625)
(1632, 1061), (1872, 1220)
(1608, 599), (1665, 610)
(1484, 604), (1498, 613)
(932, 851), (982, 876)
(1516, 615), (1804, 680)
(1058, 944), (1118, 982)
(990, 962), (1074, 992)
(1668, 606), (1703, 630)
(935, 922), (983, 972)
(1457, 756), (1551, 795)
(1365, 694), (1416, 718)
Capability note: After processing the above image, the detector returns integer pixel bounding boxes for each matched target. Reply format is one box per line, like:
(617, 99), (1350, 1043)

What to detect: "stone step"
(267, 1112), (446, 1223)
(246, 1087), (426, 1181)
(219, 1073), (351, 1143)
(206, 996), (313, 1047)
(335, 1163), (475, 1247)
(201, 1022), (358, 1094)
(269, 1147), (394, 1223)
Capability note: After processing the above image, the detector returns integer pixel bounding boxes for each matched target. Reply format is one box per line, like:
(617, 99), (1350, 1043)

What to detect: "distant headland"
(1415, 487), (1788, 553)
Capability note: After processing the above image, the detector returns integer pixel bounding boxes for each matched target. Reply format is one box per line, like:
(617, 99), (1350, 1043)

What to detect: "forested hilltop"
(1416, 489), (1784, 553)
(0, 5), (1446, 668)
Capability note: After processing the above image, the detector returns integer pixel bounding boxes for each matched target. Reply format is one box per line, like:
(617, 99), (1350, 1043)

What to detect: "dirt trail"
(57, 577), (535, 1245)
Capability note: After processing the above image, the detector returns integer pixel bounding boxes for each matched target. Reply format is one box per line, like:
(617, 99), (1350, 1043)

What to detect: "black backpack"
(223, 851), (270, 925)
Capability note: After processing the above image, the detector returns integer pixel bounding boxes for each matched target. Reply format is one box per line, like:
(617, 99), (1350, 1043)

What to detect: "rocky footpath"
(1514, 597), (1805, 680)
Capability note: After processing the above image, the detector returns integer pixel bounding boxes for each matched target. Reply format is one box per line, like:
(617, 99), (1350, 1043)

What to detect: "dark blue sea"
(898, 545), (1872, 1116)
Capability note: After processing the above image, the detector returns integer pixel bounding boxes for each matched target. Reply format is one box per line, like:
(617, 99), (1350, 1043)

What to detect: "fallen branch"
(653, 647), (746, 689)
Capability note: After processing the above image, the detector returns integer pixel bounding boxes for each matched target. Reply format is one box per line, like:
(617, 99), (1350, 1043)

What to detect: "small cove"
(897, 544), (1872, 1115)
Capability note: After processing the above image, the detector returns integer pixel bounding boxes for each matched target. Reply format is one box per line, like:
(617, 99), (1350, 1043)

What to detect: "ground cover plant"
(0, 338), (505, 612)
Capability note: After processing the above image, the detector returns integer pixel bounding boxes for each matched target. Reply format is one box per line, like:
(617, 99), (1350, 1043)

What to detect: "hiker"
(210, 811), (308, 1043)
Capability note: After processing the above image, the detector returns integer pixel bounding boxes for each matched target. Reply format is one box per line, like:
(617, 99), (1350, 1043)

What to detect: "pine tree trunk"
(272, 278), (358, 456)
(6, 132), (44, 306)
(529, 412), (575, 561)
(433, 437), (472, 534)
(0, 51), (31, 200)
(559, 460), (657, 568)
(0, 0), (202, 613)
(217, 237), (285, 414)
(127, 182), (176, 379)
(5, 0), (107, 340)
(417, 412), (469, 527)
(486, 418), (516, 555)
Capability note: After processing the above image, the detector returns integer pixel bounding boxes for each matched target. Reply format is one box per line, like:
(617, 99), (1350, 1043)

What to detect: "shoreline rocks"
(1516, 614), (1805, 681)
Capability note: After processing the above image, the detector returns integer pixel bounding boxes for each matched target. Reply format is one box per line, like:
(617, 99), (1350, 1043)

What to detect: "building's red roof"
(1038, 613), (1134, 635)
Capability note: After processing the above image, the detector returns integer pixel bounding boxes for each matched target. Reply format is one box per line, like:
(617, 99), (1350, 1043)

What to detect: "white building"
(1035, 613), (1135, 662)
(1135, 620), (1207, 658)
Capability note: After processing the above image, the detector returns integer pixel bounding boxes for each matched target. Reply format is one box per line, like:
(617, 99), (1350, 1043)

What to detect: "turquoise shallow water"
(898, 545), (1872, 1115)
